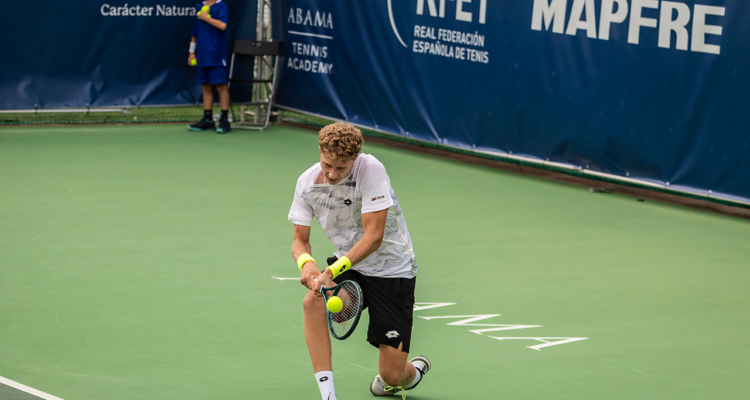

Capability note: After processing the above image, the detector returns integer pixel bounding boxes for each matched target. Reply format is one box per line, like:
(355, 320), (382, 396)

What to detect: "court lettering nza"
(416, 303), (588, 351)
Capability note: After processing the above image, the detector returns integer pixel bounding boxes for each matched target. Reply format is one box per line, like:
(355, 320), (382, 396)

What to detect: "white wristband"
(189, 42), (196, 53)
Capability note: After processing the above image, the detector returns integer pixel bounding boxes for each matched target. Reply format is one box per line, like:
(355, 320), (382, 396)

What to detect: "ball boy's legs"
(216, 84), (229, 110)
(201, 83), (214, 110)
(215, 84), (231, 133)
(189, 67), (230, 132)
(188, 83), (216, 131)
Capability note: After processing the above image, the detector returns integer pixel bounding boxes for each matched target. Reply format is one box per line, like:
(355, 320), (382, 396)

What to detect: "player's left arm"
(344, 209), (388, 265)
(315, 209), (387, 286)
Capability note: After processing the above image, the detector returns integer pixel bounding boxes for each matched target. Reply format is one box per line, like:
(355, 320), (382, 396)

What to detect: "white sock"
(406, 368), (423, 389)
(315, 371), (337, 400)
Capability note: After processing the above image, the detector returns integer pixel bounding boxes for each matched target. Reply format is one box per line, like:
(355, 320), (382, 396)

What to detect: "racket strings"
(329, 282), (362, 337)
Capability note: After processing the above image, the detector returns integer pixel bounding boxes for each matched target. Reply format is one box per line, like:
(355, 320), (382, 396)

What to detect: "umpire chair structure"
(227, 40), (281, 130)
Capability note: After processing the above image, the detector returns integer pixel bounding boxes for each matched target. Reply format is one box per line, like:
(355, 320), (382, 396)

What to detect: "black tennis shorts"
(331, 259), (416, 353)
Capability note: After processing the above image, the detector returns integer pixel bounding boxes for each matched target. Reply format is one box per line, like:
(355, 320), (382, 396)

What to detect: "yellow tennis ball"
(201, 5), (209, 13)
(190, 58), (197, 66)
(327, 296), (343, 313)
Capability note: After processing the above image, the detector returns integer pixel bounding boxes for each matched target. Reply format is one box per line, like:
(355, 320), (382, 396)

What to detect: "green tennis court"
(1, 124), (748, 399)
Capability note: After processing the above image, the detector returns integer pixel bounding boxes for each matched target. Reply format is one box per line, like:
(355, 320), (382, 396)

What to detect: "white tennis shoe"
(369, 356), (431, 397)
(370, 374), (402, 397)
(407, 356), (431, 388)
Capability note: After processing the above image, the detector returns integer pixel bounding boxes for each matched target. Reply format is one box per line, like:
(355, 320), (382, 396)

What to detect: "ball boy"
(187, 0), (231, 133)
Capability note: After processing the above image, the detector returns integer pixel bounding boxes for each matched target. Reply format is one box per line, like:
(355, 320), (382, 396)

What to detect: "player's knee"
(302, 292), (323, 315)
(379, 369), (403, 387)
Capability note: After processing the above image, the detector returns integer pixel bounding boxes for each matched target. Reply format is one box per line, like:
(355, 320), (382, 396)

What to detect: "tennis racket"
(320, 280), (364, 340)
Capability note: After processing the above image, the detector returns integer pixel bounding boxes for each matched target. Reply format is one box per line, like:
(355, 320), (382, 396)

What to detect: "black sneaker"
(188, 118), (215, 131)
(217, 117), (231, 134)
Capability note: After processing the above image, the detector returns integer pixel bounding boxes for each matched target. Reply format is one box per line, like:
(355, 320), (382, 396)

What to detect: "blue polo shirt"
(191, 1), (229, 67)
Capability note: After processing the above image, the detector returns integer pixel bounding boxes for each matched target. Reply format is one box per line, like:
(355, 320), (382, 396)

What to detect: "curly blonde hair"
(318, 122), (364, 162)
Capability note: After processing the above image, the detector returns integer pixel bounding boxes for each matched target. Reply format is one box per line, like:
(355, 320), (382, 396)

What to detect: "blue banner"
(274, 0), (750, 204)
(0, 1), (257, 109)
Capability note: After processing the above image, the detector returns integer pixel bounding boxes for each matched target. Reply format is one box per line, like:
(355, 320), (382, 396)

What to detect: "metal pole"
(253, 0), (269, 123)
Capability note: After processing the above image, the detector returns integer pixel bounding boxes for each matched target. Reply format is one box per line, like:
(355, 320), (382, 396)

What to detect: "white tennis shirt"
(288, 154), (417, 278)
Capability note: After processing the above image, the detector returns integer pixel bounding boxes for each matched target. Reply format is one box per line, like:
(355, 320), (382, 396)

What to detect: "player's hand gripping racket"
(320, 281), (364, 340)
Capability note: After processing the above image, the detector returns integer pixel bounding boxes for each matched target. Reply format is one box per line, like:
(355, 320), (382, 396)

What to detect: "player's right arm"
(292, 224), (323, 292)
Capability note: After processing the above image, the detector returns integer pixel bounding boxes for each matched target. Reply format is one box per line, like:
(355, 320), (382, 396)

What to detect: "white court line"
(288, 30), (333, 39)
(271, 277), (299, 281)
(0, 375), (64, 400)
(346, 362), (376, 372)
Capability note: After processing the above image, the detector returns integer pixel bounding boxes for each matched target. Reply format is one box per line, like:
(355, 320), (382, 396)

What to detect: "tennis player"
(289, 122), (430, 399)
